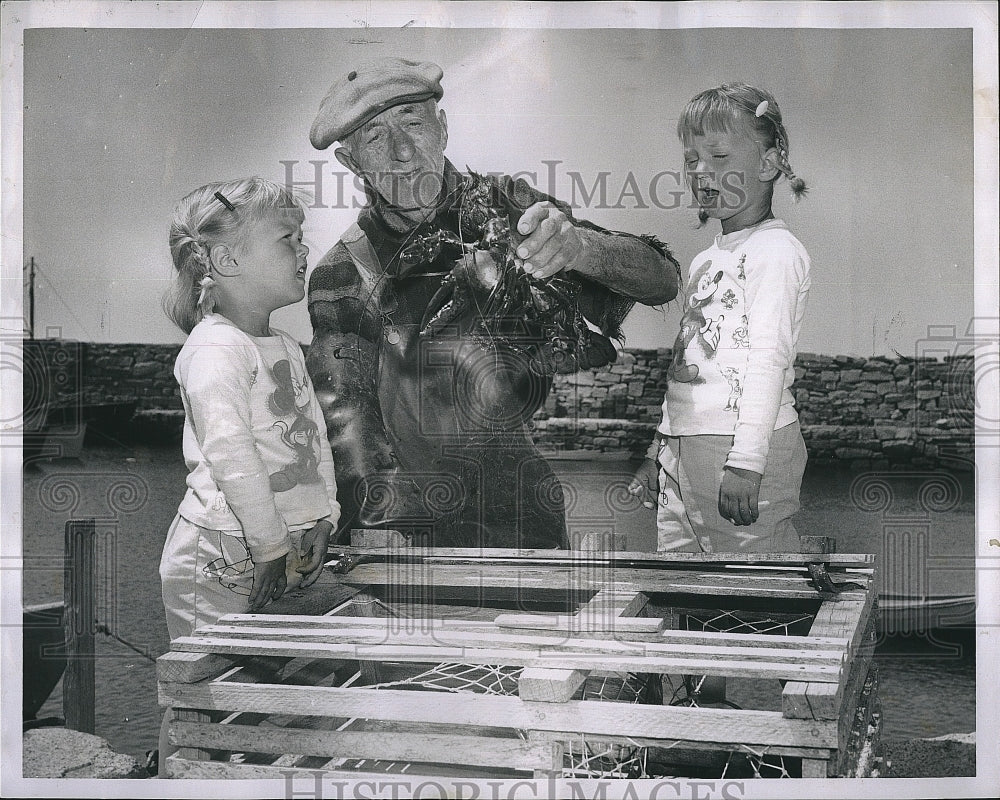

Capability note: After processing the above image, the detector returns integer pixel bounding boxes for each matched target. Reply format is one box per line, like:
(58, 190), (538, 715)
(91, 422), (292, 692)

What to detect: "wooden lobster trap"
(157, 536), (881, 781)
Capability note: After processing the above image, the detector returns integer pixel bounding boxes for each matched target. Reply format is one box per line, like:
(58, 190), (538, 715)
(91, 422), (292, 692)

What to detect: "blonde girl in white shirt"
(159, 177), (340, 641)
(631, 83), (811, 553)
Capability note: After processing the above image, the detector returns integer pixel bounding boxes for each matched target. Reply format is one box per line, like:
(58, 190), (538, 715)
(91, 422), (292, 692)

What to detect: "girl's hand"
(248, 555), (288, 611)
(718, 466), (763, 526)
(296, 519), (334, 589)
(628, 458), (659, 510)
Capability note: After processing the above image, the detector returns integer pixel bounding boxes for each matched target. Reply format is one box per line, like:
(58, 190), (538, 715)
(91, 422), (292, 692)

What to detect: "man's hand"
(514, 201), (583, 280)
(296, 519), (334, 589)
(718, 466), (763, 527)
(628, 458), (659, 510)
(248, 554), (288, 612)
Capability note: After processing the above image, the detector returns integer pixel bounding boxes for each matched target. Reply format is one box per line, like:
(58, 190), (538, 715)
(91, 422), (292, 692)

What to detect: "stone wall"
(533, 349), (974, 469)
(21, 340), (975, 468)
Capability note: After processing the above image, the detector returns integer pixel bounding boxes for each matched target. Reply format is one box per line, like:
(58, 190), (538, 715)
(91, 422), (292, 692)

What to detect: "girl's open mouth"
(698, 188), (720, 205)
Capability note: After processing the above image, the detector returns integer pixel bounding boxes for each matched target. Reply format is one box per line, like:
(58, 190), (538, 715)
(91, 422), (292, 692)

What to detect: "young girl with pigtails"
(159, 177), (340, 642)
(630, 83), (812, 554)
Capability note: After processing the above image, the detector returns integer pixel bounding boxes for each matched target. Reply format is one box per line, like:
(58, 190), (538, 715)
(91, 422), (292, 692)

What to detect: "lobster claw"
(496, 176), (538, 249)
(420, 276), (472, 339)
(420, 250), (503, 339)
(580, 332), (618, 370)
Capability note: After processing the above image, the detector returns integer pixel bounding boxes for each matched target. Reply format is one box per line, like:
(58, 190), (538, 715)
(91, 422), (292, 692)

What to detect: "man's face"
(340, 100), (449, 214)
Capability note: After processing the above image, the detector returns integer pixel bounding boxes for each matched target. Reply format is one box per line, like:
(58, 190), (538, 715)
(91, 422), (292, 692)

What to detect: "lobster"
(414, 170), (617, 375)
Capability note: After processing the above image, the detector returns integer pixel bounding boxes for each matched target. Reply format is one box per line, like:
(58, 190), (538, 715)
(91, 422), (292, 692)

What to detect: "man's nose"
(389, 128), (415, 161)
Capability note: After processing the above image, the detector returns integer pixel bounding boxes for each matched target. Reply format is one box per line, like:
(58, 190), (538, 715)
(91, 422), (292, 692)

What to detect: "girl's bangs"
(678, 96), (747, 144)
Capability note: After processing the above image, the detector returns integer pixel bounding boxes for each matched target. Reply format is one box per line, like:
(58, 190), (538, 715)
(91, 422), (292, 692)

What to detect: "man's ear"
(209, 243), (240, 277)
(334, 146), (361, 176)
(438, 108), (449, 151)
(759, 147), (781, 181)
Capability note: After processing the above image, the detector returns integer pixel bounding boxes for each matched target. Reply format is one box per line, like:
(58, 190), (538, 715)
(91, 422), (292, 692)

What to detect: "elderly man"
(306, 58), (678, 548)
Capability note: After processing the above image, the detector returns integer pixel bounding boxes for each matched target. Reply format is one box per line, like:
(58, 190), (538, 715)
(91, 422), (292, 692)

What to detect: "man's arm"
(306, 249), (396, 538)
(514, 201), (681, 306)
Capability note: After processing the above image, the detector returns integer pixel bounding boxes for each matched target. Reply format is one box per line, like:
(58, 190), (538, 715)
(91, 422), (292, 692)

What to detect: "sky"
(3, 5), (994, 361)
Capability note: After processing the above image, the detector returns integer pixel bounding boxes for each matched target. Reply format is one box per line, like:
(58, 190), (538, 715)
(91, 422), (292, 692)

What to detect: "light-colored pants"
(159, 514), (308, 642)
(158, 515), (313, 773)
(655, 421), (807, 553)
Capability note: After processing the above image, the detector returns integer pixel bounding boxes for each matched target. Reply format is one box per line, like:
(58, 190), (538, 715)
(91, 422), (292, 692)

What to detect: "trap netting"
(655, 607), (818, 779)
(359, 599), (815, 779)
(368, 663), (655, 778)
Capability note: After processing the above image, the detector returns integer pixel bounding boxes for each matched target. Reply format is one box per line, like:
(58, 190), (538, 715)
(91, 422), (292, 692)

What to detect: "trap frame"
(158, 536), (881, 781)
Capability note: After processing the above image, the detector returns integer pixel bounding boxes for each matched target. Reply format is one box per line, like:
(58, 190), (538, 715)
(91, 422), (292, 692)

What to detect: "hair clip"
(214, 191), (236, 212)
(754, 100), (769, 118)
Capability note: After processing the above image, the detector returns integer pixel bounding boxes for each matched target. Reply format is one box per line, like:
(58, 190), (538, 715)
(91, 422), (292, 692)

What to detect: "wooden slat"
(784, 621), (877, 723)
(160, 680), (839, 749)
(219, 612), (850, 650)
(170, 633), (843, 682)
(495, 615), (849, 649)
(835, 663), (880, 777)
(530, 730), (835, 760)
(351, 529), (408, 547)
(337, 562), (870, 600)
(169, 720), (559, 771)
(157, 651), (235, 684)
(801, 758), (828, 778)
(165, 755), (480, 780)
(182, 623), (846, 668)
(516, 589), (645, 703)
(219, 612), (502, 631)
(525, 730), (563, 779)
(569, 529), (627, 552)
(582, 589), (648, 617)
(344, 590), (387, 684)
(517, 667), (588, 702)
(174, 709), (211, 761)
(834, 620), (879, 756)
(782, 572), (878, 719)
(168, 638), (841, 681)
(498, 614), (666, 635)
(331, 546), (876, 566)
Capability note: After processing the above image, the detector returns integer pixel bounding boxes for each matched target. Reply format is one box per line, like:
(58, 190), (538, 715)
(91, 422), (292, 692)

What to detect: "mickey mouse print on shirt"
(666, 260), (728, 384)
(267, 358), (323, 492)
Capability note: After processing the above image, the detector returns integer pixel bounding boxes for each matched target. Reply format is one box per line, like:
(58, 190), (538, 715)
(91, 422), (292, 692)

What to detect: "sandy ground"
(883, 733), (977, 777)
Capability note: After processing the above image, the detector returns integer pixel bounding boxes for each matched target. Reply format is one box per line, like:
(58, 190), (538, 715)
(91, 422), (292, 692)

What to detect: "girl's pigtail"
(196, 273), (217, 316)
(788, 174), (808, 202)
(188, 238), (218, 317)
(774, 130), (808, 202)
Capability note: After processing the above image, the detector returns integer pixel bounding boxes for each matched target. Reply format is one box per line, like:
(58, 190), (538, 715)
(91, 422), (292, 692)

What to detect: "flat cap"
(310, 58), (444, 150)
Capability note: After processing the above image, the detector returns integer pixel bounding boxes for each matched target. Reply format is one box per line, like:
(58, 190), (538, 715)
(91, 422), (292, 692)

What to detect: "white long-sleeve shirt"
(657, 219), (811, 474)
(175, 314), (340, 563)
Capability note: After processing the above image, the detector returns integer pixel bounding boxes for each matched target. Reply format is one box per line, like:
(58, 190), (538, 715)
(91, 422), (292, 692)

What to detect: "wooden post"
(28, 256), (36, 340)
(63, 518), (96, 733)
